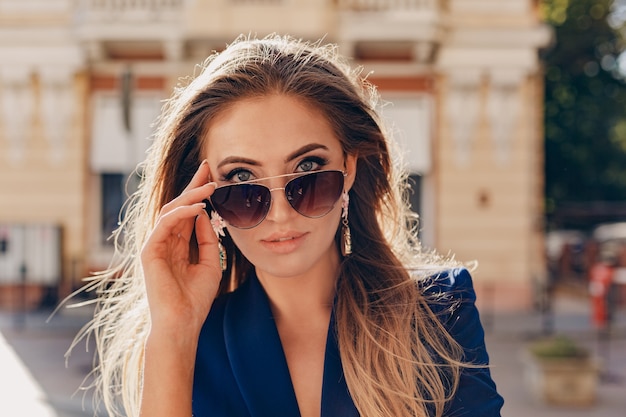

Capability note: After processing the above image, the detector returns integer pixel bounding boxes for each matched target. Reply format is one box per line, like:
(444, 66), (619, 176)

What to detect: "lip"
(260, 231), (308, 254)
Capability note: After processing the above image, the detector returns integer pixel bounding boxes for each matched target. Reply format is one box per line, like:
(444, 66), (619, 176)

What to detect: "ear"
(344, 153), (358, 191)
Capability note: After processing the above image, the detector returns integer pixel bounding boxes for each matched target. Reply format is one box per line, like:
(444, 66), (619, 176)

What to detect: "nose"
(265, 187), (295, 223)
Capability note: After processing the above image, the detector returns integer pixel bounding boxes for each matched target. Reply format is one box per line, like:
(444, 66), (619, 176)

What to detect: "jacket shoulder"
(419, 267), (476, 318)
(418, 268), (504, 416)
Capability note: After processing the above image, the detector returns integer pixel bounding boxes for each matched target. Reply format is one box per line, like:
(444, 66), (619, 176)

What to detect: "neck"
(256, 257), (340, 323)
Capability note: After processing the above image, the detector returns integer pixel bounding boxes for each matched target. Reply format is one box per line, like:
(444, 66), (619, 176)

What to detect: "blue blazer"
(192, 268), (504, 416)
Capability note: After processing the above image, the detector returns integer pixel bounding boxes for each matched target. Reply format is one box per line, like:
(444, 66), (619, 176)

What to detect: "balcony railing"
(75, 0), (185, 22)
(336, 0), (439, 12)
(229, 0), (283, 4)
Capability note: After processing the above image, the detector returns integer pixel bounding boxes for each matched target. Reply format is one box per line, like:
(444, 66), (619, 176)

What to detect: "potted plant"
(523, 335), (600, 407)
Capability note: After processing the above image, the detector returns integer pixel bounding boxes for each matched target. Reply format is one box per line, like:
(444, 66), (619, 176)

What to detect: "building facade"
(0, 0), (550, 311)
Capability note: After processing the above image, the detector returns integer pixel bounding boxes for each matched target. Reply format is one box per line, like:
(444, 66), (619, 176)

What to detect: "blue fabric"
(422, 268), (504, 416)
(192, 268), (504, 416)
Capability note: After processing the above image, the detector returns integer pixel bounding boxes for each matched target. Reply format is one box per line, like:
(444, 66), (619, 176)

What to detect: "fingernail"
(200, 159), (208, 167)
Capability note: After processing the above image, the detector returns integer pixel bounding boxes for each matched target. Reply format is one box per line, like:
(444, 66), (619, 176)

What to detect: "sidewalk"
(0, 305), (96, 417)
(0, 294), (624, 417)
(485, 295), (626, 417)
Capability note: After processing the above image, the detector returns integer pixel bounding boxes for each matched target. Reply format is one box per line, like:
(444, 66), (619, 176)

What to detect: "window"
(90, 91), (161, 252)
(100, 173), (125, 245)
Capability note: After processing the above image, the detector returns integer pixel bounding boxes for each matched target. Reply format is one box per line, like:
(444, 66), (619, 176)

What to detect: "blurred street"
(486, 292), (626, 417)
(0, 291), (625, 417)
(0, 304), (96, 417)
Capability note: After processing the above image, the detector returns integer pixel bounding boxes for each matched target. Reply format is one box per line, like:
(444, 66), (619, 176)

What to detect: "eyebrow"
(284, 143), (329, 162)
(217, 156), (259, 169)
(217, 143), (330, 169)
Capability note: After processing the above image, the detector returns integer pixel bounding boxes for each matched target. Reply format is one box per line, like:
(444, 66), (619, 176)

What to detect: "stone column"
(0, 68), (34, 164)
(486, 69), (525, 166)
(444, 69), (483, 166)
(39, 67), (75, 165)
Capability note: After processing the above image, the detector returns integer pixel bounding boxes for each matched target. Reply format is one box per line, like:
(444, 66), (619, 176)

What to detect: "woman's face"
(203, 94), (356, 279)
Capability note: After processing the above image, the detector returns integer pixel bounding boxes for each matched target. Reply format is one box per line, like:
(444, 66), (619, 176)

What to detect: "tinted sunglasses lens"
(211, 184), (270, 228)
(287, 171), (344, 218)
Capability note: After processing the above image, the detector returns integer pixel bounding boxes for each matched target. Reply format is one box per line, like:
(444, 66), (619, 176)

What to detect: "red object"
(589, 262), (614, 327)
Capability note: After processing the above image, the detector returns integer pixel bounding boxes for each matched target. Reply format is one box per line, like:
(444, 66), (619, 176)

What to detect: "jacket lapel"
(223, 275), (301, 417)
(321, 313), (360, 417)
(223, 274), (359, 417)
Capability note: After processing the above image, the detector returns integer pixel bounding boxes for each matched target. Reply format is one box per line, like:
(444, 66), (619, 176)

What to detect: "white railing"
(229, 0), (283, 4)
(75, 0), (185, 22)
(335, 0), (439, 12)
(0, 0), (71, 13)
(78, 0), (184, 12)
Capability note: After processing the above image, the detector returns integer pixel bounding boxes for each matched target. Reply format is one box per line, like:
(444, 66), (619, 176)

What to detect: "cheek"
(226, 228), (253, 255)
(320, 206), (343, 240)
(225, 228), (270, 268)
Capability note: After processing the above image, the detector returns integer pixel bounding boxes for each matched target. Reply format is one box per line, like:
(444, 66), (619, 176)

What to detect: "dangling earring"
(341, 191), (352, 256)
(210, 211), (227, 271)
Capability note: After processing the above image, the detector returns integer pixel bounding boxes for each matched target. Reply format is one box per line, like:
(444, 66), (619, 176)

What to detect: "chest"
(192, 279), (360, 417)
(278, 323), (329, 417)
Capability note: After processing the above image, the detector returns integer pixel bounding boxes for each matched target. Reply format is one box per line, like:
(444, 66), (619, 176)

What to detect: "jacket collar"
(223, 273), (359, 417)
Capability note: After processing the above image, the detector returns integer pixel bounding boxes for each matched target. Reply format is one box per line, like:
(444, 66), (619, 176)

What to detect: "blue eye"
(299, 160), (315, 172)
(236, 171), (252, 182)
(222, 169), (254, 183)
(297, 156), (327, 172)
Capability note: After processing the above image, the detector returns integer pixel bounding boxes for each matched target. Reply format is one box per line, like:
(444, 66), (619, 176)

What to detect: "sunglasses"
(209, 169), (346, 229)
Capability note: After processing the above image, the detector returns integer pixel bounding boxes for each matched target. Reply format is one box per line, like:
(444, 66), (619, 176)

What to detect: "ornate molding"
(486, 70), (524, 166)
(0, 68), (34, 164)
(445, 70), (482, 166)
(39, 68), (75, 165)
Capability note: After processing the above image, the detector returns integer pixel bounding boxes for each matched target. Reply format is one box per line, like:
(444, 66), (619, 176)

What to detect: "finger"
(182, 159), (211, 193)
(158, 182), (216, 245)
(148, 202), (207, 247)
(160, 182), (217, 218)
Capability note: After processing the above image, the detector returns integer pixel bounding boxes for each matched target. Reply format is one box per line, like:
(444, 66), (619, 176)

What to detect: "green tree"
(542, 0), (626, 228)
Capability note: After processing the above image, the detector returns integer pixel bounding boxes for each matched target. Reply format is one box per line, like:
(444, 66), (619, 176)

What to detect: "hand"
(140, 160), (222, 335)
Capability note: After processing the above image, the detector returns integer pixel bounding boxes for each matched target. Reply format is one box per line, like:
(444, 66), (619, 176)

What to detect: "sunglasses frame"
(209, 169), (347, 229)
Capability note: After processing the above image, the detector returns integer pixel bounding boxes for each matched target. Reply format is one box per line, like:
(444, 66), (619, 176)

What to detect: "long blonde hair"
(76, 34), (465, 417)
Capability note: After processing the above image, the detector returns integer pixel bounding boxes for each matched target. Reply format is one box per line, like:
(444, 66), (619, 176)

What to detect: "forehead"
(203, 94), (342, 166)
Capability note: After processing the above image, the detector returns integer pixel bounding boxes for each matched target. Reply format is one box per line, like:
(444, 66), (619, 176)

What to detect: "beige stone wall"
(0, 73), (88, 294)
(185, 0), (336, 41)
(0, 0), (549, 310)
(436, 73), (545, 310)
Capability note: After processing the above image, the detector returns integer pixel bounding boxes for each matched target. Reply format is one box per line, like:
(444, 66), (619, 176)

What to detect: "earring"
(210, 211), (227, 271)
(341, 191), (352, 256)
(218, 242), (227, 271)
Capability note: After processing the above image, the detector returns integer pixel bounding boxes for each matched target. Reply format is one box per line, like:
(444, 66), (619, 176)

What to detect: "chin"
(251, 242), (340, 280)
(253, 256), (316, 279)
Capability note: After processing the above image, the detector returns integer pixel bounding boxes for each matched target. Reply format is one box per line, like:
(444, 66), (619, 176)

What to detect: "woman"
(82, 35), (503, 417)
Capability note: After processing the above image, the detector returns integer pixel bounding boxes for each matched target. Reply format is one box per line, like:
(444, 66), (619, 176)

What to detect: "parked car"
(592, 222), (626, 244)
